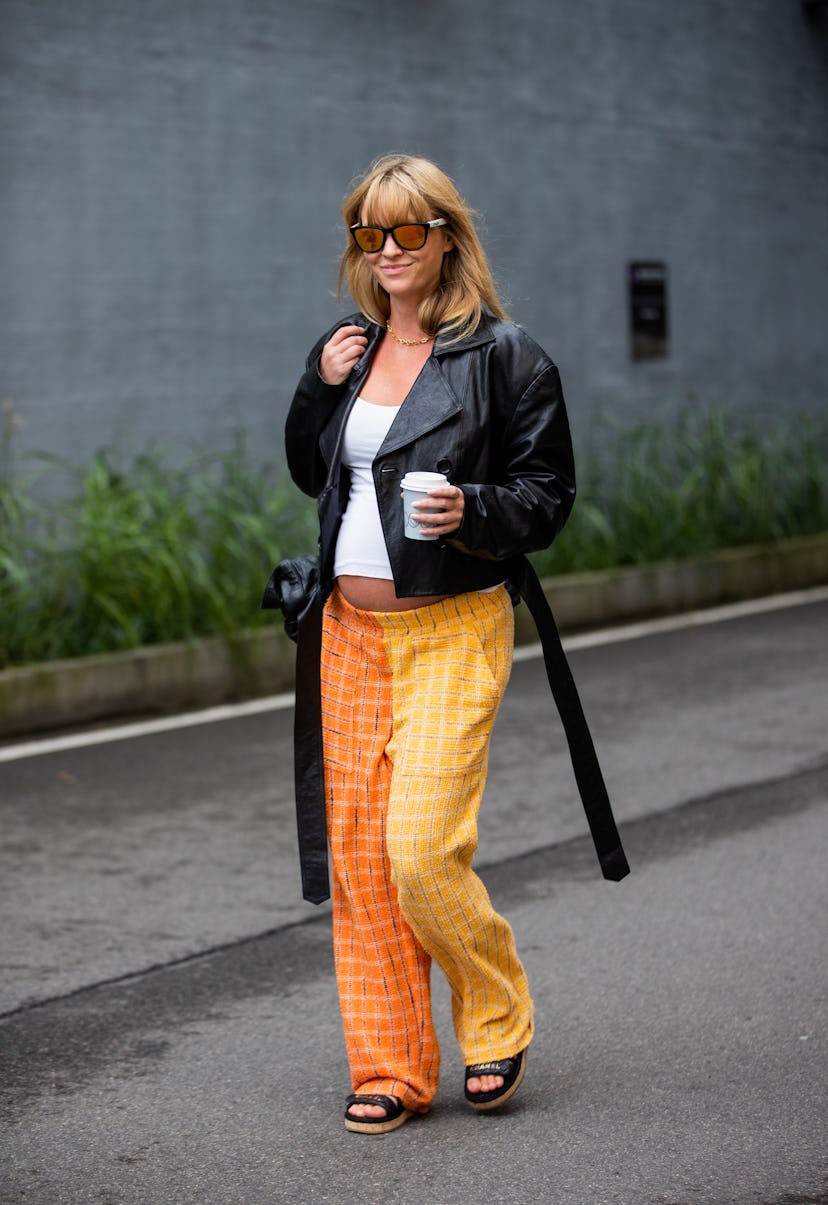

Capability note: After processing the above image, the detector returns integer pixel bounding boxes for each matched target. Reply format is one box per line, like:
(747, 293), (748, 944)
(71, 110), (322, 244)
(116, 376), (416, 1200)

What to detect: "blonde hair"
(338, 153), (508, 341)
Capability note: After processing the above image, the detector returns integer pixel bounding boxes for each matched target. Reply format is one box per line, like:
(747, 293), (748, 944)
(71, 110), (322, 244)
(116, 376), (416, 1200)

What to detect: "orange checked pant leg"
(320, 586), (534, 1112)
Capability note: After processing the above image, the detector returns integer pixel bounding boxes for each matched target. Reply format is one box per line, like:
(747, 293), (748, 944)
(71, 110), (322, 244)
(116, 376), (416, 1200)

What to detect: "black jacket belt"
(292, 559), (629, 905)
(516, 560), (630, 883)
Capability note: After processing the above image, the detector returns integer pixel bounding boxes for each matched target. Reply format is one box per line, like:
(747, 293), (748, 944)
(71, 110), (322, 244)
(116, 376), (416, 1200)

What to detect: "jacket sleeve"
(449, 361), (576, 560)
(284, 330), (349, 498)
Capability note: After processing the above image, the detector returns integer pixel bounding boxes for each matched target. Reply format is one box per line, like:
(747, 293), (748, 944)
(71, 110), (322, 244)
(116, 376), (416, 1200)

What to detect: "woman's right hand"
(319, 324), (368, 385)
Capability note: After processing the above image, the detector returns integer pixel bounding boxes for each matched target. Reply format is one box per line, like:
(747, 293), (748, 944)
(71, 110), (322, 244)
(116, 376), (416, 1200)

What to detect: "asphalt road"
(1, 596), (826, 1204)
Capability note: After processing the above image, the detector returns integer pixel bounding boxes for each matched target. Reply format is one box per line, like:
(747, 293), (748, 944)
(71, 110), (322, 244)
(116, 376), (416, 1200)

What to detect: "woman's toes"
(347, 1101), (389, 1119)
(466, 1073), (504, 1094)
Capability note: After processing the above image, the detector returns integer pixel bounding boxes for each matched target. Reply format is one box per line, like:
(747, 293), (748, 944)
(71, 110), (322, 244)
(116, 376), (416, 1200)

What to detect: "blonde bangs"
(355, 173), (431, 228)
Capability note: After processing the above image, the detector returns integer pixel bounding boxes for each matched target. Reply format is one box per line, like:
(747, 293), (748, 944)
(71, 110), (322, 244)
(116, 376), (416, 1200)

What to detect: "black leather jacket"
(282, 312), (629, 904)
(285, 312), (576, 596)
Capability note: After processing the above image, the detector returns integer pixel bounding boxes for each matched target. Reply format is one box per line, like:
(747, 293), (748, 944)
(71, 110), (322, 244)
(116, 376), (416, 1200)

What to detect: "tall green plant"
(0, 441), (317, 666)
(0, 406), (825, 668)
(531, 406), (828, 576)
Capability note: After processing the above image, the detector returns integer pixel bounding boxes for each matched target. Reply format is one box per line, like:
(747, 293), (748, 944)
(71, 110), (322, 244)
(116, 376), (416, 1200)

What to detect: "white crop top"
(333, 397), (401, 580)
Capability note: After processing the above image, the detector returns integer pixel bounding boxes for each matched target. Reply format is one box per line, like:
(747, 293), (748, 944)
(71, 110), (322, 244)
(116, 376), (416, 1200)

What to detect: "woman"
(284, 153), (610, 1134)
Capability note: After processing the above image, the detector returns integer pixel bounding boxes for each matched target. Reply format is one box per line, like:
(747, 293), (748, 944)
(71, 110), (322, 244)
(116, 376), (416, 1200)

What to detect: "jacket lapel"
(317, 322), (382, 472)
(319, 313), (497, 464)
(433, 314), (495, 356)
(379, 357), (462, 455)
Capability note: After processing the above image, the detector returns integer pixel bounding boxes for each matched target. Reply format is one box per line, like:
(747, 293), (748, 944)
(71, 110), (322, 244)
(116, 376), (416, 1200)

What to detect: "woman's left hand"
(411, 485), (465, 537)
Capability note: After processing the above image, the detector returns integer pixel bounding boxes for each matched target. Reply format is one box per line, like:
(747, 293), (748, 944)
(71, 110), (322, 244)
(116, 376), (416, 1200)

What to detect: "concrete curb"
(2, 533), (826, 739)
(512, 531), (828, 641)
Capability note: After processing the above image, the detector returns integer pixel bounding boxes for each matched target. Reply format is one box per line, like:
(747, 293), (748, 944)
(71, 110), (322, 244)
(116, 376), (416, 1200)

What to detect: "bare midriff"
(336, 575), (452, 613)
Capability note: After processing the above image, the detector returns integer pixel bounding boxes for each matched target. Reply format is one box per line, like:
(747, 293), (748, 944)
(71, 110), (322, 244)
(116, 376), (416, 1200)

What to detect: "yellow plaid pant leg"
(321, 588), (439, 1113)
(379, 587), (534, 1065)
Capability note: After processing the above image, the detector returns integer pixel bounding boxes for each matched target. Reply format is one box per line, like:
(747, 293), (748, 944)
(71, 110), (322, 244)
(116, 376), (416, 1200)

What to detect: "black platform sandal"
(464, 1048), (527, 1111)
(344, 1093), (414, 1134)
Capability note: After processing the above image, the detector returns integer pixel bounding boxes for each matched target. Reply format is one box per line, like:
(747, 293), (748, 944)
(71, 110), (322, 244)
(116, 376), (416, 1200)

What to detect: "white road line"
(2, 585), (826, 764)
(0, 692), (297, 763)
(512, 584), (828, 661)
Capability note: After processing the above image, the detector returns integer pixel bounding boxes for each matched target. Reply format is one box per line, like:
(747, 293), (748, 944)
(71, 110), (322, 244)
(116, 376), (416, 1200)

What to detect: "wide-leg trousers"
(320, 584), (534, 1112)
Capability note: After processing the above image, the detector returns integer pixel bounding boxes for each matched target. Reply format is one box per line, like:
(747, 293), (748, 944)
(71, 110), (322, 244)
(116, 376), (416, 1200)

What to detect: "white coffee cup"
(400, 471), (449, 540)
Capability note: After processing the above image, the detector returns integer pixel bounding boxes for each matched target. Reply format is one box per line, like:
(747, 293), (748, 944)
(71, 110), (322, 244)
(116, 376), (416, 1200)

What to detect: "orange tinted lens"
(393, 224), (427, 250)
(354, 227), (384, 252)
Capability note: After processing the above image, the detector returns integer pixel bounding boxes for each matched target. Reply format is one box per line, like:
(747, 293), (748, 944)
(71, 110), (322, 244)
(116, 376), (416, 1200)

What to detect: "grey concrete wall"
(2, 0), (827, 472)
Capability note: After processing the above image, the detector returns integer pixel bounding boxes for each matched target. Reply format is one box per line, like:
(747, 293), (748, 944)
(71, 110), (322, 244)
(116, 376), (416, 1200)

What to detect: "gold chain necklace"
(386, 321), (432, 347)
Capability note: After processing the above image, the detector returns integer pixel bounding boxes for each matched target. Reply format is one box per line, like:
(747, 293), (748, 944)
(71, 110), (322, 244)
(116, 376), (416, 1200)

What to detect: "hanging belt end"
(600, 846), (631, 882)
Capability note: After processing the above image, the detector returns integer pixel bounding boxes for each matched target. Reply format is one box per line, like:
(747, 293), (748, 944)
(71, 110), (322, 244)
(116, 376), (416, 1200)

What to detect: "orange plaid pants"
(320, 585), (534, 1112)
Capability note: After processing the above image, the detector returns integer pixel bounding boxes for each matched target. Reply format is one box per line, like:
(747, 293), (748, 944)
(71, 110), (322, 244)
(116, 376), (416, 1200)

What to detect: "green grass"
(0, 440), (318, 667)
(1, 407), (825, 668)
(530, 406), (828, 576)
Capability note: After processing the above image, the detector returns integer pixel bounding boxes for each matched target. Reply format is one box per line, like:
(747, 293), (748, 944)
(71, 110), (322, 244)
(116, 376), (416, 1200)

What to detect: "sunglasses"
(349, 218), (447, 253)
